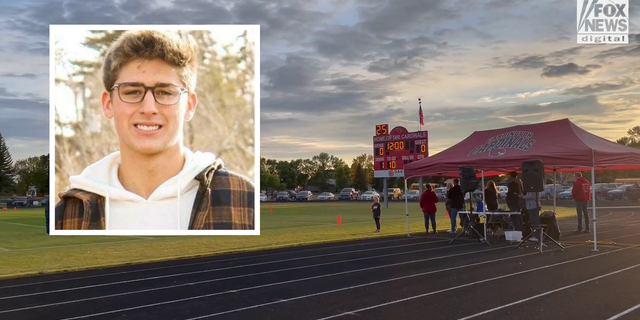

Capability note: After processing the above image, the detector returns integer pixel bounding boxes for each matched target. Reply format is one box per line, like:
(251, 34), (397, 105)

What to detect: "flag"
(419, 104), (424, 126)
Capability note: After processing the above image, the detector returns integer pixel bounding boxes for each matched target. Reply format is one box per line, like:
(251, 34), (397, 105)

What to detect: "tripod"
(450, 191), (489, 246)
(515, 192), (565, 253)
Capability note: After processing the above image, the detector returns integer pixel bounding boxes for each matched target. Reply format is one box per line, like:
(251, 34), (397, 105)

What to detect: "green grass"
(0, 203), (577, 279)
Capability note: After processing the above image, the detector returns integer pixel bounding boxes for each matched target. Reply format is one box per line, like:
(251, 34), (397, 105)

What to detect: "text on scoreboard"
(373, 124), (428, 178)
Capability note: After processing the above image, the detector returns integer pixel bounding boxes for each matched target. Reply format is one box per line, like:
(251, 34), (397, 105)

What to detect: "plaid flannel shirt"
(55, 165), (254, 230)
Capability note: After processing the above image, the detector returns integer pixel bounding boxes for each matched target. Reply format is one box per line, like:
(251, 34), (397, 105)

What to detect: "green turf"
(0, 203), (577, 279)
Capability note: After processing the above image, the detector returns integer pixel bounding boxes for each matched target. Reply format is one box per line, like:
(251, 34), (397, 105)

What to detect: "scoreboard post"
(373, 124), (429, 208)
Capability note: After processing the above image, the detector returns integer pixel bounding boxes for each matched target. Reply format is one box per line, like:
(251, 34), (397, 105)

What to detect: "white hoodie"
(69, 148), (221, 230)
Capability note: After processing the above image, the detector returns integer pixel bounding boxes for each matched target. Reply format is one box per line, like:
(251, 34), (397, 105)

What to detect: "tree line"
(0, 133), (49, 197)
(261, 126), (640, 192)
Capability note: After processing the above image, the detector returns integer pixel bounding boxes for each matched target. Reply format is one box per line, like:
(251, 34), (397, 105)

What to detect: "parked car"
(628, 185), (640, 201)
(606, 185), (634, 200)
(296, 191), (313, 201)
(276, 190), (297, 201)
(542, 184), (563, 200)
(434, 187), (448, 200)
(317, 192), (335, 200)
(402, 190), (420, 201)
(13, 197), (28, 207)
(338, 188), (358, 200)
(558, 187), (573, 200)
(464, 190), (484, 201)
(260, 192), (268, 202)
(593, 183), (621, 200)
(360, 190), (380, 201)
(387, 188), (402, 200)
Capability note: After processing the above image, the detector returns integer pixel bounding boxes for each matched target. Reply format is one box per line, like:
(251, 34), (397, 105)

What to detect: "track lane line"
(0, 234), (433, 289)
(0, 241), (474, 300)
(458, 259), (640, 319)
(52, 231), (640, 320)
(1, 243), (504, 315)
(313, 247), (633, 320)
(606, 303), (640, 320)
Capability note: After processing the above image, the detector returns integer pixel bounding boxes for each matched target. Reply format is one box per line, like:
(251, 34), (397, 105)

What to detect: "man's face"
(102, 58), (197, 157)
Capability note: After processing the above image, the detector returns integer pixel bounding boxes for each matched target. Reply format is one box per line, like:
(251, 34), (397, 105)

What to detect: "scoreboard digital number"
(373, 125), (428, 178)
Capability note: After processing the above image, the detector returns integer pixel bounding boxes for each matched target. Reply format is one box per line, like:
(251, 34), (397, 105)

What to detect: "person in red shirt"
(420, 184), (439, 233)
(572, 172), (592, 233)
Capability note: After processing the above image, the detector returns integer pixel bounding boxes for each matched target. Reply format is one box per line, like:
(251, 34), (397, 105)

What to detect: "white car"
(402, 190), (420, 201)
(317, 192), (335, 200)
(260, 192), (267, 202)
(360, 191), (380, 201)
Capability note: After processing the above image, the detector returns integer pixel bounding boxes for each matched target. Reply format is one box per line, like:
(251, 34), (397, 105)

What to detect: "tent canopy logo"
(577, 0), (629, 44)
(468, 131), (536, 158)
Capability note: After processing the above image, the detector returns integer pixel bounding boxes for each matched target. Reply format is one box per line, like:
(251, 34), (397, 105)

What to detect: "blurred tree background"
(54, 30), (255, 197)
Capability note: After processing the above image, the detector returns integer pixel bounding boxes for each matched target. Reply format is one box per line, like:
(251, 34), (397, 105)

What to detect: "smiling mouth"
(135, 124), (162, 131)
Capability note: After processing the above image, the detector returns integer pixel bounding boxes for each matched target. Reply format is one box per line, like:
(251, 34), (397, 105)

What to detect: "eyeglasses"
(111, 82), (188, 106)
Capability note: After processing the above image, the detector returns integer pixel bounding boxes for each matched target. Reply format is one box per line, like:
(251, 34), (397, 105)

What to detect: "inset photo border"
(49, 25), (260, 235)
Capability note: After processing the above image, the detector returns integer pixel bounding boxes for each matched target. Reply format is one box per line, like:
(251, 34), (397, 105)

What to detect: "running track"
(1, 209), (639, 320)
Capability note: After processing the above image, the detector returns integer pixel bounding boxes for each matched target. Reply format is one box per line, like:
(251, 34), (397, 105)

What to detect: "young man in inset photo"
(55, 30), (254, 230)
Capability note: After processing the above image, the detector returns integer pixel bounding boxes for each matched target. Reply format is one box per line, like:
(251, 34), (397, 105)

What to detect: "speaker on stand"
(516, 160), (565, 253)
(450, 166), (487, 245)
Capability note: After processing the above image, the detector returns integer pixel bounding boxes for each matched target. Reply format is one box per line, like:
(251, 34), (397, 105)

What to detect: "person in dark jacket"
(446, 179), (465, 233)
(372, 196), (381, 233)
(572, 172), (591, 233)
(419, 184), (438, 233)
(484, 180), (499, 211)
(506, 171), (524, 231)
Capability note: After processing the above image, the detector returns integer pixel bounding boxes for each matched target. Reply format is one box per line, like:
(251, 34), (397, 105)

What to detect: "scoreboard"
(373, 124), (428, 178)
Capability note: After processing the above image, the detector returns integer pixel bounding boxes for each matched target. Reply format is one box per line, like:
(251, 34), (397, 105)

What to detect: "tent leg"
(592, 167), (597, 252)
(405, 179), (410, 237)
(553, 170), (557, 214)
(481, 170), (486, 239)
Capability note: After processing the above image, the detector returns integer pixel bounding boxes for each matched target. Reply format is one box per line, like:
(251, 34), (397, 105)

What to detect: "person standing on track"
(572, 172), (591, 233)
(506, 171), (524, 231)
(372, 196), (381, 233)
(446, 179), (464, 233)
(419, 184), (438, 234)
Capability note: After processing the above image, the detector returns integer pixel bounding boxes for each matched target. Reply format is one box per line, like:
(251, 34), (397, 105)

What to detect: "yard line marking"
(0, 236), (443, 289)
(1, 244), (507, 315)
(459, 260), (640, 319)
(0, 248), (8, 252)
(606, 303), (640, 320)
(0, 239), (154, 253)
(313, 247), (632, 320)
(0, 241), (474, 300)
(0, 221), (45, 228)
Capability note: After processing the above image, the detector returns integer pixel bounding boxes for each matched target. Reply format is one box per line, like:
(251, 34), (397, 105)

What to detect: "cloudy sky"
(0, 0), (639, 163)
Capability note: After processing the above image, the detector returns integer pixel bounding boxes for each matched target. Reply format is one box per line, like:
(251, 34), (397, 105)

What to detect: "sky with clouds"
(0, 0), (638, 163)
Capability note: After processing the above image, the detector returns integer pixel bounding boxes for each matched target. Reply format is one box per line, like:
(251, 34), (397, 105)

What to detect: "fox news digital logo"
(577, 0), (628, 44)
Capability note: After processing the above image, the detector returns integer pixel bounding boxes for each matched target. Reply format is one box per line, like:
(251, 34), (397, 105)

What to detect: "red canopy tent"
(404, 118), (640, 178)
(402, 118), (640, 251)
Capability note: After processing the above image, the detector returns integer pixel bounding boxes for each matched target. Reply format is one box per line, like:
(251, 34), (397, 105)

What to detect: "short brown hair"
(102, 30), (199, 92)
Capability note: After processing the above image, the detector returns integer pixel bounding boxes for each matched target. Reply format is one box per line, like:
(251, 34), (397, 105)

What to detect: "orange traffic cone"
(338, 215), (342, 226)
